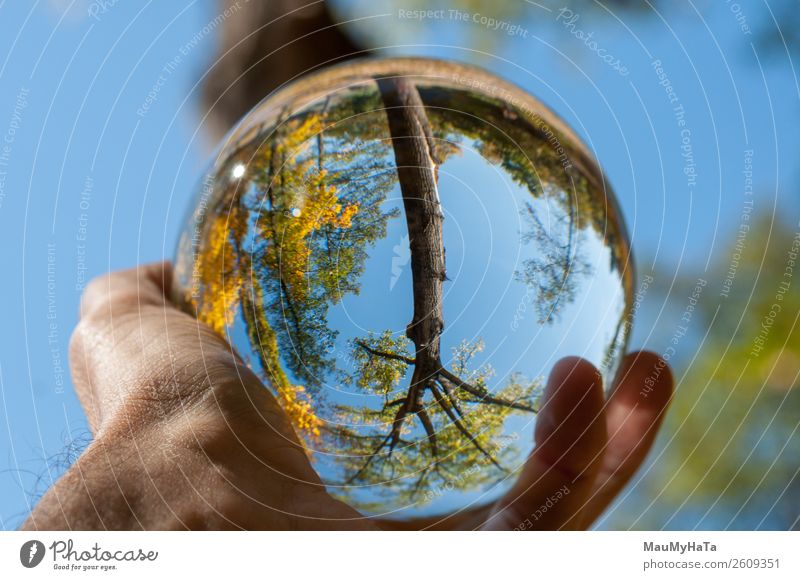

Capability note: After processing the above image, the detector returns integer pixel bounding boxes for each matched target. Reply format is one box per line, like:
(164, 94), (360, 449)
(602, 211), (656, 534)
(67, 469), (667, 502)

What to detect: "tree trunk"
(377, 77), (445, 376)
(348, 76), (535, 475)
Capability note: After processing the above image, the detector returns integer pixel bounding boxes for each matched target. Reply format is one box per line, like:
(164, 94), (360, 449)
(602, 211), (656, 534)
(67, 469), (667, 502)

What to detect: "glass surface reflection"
(173, 58), (634, 519)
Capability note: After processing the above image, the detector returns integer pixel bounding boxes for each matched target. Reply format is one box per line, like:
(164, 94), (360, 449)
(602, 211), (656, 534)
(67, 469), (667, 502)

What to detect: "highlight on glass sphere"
(173, 57), (634, 520)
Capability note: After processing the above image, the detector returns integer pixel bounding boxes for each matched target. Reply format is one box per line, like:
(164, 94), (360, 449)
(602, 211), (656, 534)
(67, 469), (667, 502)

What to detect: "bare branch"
(355, 339), (416, 365)
(345, 432), (392, 485)
(345, 391), (413, 484)
(416, 402), (439, 459)
(437, 377), (465, 419)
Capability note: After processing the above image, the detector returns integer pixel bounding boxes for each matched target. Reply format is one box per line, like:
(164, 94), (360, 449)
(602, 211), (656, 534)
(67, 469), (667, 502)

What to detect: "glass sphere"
(173, 58), (633, 520)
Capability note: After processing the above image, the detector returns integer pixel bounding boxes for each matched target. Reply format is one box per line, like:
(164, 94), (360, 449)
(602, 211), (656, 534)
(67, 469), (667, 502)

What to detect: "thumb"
(69, 262), (296, 450)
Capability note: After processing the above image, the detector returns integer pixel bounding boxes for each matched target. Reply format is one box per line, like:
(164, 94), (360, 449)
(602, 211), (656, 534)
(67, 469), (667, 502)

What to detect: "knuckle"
(68, 317), (89, 358)
(79, 268), (165, 321)
(83, 271), (111, 295)
(80, 273), (111, 312)
(68, 312), (109, 366)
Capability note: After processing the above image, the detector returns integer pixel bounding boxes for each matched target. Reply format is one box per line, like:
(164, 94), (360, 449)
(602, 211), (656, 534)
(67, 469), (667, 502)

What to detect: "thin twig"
(439, 368), (536, 413)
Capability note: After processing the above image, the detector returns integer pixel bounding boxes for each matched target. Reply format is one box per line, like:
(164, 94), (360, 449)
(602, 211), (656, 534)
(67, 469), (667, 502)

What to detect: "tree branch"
(429, 381), (505, 471)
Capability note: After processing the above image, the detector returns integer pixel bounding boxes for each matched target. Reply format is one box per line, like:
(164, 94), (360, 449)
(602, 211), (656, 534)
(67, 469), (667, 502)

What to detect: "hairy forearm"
(21, 432), (201, 530)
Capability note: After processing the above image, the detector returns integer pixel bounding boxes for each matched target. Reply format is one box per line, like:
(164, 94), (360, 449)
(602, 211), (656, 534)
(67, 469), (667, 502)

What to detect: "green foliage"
(327, 334), (541, 508)
(517, 195), (593, 323)
(642, 214), (800, 528)
(350, 331), (412, 397)
(242, 101), (399, 390)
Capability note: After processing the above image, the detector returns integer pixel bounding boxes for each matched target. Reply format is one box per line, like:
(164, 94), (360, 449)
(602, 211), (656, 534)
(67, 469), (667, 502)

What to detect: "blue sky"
(0, 0), (797, 529)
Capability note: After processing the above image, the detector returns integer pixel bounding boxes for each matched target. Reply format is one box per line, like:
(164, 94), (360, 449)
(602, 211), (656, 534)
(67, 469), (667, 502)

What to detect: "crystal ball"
(173, 58), (633, 520)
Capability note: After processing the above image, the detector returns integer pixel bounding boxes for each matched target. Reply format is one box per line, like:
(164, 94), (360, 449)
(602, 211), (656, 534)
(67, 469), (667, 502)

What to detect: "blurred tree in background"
(202, 0), (662, 141)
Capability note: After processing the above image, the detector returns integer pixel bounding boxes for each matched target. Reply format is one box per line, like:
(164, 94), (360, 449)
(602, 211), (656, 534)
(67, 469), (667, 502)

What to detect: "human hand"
(22, 262), (672, 530)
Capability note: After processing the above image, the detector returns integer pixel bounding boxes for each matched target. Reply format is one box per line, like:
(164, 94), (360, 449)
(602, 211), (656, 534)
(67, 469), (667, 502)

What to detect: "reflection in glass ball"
(173, 58), (633, 520)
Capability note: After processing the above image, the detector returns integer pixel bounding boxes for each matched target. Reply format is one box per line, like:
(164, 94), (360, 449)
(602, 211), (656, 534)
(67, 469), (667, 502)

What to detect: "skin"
(21, 262), (673, 531)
